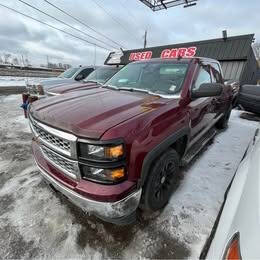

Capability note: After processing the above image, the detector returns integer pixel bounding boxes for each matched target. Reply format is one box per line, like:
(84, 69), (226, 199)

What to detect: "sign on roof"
(129, 47), (197, 61)
(104, 34), (254, 66)
(105, 47), (197, 65)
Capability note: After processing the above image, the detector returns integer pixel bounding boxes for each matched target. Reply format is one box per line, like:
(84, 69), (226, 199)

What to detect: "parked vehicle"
(224, 79), (240, 107)
(28, 57), (233, 225)
(46, 66), (122, 96)
(26, 66), (95, 95)
(21, 66), (95, 116)
(205, 129), (260, 259)
(237, 85), (260, 114)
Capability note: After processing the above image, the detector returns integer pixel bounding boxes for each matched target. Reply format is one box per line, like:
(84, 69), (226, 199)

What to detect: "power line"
(43, 0), (125, 49)
(0, 3), (111, 51)
(90, 0), (141, 44)
(17, 0), (116, 50)
(120, 0), (142, 30)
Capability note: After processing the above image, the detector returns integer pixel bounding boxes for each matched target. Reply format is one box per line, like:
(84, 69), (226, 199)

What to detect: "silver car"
(26, 66), (95, 96)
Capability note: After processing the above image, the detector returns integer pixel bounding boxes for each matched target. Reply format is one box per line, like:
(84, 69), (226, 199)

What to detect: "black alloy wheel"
(141, 149), (180, 211)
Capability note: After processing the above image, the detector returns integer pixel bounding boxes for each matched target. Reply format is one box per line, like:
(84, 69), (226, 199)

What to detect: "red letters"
(178, 48), (187, 57)
(129, 51), (153, 61)
(129, 52), (135, 61)
(129, 47), (196, 61)
(186, 47), (197, 57)
(169, 49), (178, 58)
(160, 49), (171, 59)
(160, 46), (197, 59)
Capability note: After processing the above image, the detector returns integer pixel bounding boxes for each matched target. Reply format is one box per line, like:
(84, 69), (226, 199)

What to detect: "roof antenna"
(222, 30), (227, 41)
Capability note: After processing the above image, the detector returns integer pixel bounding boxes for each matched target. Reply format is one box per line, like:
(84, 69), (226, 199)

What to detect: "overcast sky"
(0, 0), (259, 66)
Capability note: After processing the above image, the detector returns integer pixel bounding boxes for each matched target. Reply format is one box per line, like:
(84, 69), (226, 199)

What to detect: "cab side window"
(80, 68), (95, 79)
(76, 68), (94, 80)
(210, 63), (222, 83)
(193, 65), (211, 90)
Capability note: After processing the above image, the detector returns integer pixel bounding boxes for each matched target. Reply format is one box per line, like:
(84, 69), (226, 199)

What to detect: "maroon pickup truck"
(28, 57), (233, 225)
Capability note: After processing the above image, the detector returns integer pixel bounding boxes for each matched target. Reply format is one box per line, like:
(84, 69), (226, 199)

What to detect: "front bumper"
(36, 161), (142, 220)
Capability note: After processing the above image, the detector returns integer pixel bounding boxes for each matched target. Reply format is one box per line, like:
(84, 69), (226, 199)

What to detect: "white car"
(206, 128), (260, 259)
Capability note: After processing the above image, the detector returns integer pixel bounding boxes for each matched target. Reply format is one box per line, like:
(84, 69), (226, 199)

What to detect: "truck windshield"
(105, 61), (189, 95)
(58, 68), (79, 78)
(84, 67), (119, 84)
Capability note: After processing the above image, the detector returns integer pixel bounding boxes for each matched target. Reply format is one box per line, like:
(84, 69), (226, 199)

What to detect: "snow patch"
(0, 94), (259, 258)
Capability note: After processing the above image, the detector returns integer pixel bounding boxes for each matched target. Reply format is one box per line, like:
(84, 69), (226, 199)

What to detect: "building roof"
(105, 34), (255, 65)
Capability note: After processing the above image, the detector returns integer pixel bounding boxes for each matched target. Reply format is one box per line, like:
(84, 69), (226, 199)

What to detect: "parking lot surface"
(0, 95), (259, 259)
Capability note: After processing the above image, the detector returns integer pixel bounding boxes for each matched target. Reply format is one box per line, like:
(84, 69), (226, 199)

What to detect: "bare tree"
(252, 42), (260, 60)
(12, 57), (19, 65)
(4, 53), (11, 64)
(24, 58), (30, 67)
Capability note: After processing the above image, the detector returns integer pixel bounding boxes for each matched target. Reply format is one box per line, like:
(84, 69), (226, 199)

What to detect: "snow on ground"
(0, 76), (45, 87)
(0, 95), (259, 259)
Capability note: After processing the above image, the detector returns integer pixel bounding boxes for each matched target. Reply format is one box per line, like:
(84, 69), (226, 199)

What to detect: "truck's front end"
(27, 86), (150, 224)
(29, 112), (142, 224)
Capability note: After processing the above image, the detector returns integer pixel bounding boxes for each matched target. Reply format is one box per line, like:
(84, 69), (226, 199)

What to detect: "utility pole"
(46, 55), (49, 67)
(144, 30), (147, 49)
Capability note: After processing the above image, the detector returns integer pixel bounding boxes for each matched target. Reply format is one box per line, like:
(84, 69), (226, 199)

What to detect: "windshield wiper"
(102, 84), (119, 90)
(118, 87), (149, 93)
(118, 87), (161, 97)
(84, 80), (99, 83)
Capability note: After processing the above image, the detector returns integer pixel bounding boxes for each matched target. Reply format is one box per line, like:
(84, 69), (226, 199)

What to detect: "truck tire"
(237, 85), (260, 115)
(216, 105), (232, 129)
(140, 149), (180, 211)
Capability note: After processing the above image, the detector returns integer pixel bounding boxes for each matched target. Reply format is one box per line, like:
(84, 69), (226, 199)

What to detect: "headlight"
(81, 165), (126, 184)
(78, 142), (124, 162)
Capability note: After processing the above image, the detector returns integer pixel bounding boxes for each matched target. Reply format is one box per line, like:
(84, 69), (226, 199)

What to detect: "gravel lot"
(0, 94), (259, 259)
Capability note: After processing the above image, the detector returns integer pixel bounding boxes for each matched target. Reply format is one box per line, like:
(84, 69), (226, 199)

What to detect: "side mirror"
(75, 74), (84, 81)
(191, 83), (223, 99)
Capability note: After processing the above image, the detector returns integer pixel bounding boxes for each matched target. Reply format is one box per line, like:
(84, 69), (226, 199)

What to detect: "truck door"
(188, 64), (215, 144)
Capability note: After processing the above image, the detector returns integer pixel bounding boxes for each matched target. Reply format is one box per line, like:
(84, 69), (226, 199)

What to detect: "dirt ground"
(0, 94), (259, 259)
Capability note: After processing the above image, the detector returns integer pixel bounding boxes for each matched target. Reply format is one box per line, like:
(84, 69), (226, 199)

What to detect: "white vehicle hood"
(27, 78), (75, 89)
(207, 129), (260, 259)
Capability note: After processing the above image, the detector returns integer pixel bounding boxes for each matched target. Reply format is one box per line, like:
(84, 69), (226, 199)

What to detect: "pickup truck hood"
(29, 77), (71, 86)
(41, 78), (75, 89)
(30, 88), (169, 139)
(47, 82), (100, 95)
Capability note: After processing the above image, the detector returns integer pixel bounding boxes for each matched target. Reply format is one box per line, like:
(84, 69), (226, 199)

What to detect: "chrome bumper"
(36, 162), (142, 220)
(46, 91), (61, 97)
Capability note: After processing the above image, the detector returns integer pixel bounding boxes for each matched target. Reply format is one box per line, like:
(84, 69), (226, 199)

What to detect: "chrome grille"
(29, 116), (74, 157)
(41, 145), (78, 179)
(33, 121), (70, 151)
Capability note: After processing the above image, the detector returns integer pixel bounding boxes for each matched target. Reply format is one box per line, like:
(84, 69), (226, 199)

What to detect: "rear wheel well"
(171, 135), (187, 158)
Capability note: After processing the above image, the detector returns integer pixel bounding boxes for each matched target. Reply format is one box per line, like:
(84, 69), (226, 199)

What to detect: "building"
(105, 33), (259, 85)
